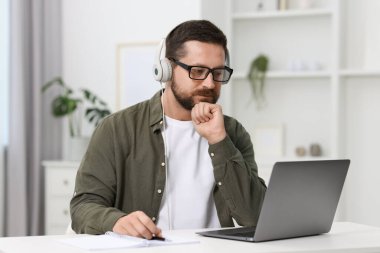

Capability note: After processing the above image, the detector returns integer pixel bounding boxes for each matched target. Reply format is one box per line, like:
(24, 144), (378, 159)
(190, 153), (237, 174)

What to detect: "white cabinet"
(43, 161), (79, 235)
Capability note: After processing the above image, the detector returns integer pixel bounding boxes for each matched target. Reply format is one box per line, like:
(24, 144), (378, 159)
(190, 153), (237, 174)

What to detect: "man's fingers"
(114, 216), (140, 237)
(192, 102), (213, 124)
(201, 103), (213, 120)
(155, 228), (163, 238)
(124, 223), (141, 238)
(191, 104), (200, 124)
(130, 216), (153, 239)
(113, 211), (161, 239)
(135, 212), (159, 239)
(113, 217), (129, 234)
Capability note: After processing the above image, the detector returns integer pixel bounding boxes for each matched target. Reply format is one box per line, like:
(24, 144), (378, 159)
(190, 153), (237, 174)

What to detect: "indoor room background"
(0, 0), (379, 236)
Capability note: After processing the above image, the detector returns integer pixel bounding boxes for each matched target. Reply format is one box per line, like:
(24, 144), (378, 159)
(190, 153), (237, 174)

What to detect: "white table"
(1, 222), (380, 253)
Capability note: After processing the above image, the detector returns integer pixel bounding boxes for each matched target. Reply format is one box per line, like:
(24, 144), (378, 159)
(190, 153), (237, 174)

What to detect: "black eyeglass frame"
(170, 58), (233, 84)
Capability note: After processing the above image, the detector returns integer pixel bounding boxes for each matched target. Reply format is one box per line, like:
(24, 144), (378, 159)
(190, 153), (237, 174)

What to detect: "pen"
(150, 236), (166, 241)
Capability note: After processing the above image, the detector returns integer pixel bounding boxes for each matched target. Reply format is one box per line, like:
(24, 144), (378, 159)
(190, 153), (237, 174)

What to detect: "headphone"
(152, 38), (231, 84)
(153, 39), (172, 83)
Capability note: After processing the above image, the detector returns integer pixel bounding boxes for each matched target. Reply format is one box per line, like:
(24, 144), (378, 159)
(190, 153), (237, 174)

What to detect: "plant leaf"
(41, 77), (64, 92)
(52, 96), (78, 116)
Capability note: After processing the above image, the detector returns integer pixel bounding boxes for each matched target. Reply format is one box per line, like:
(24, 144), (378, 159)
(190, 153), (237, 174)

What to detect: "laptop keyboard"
(217, 227), (256, 237)
(232, 231), (256, 237)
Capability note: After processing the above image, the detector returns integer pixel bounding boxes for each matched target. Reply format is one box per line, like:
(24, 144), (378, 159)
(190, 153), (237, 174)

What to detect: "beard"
(171, 80), (220, 111)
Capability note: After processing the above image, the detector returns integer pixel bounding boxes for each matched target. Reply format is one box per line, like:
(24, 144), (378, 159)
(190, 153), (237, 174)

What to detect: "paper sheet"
(58, 233), (199, 250)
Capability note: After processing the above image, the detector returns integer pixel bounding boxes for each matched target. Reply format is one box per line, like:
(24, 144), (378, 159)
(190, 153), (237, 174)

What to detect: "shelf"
(340, 69), (380, 78)
(232, 70), (380, 80)
(42, 160), (80, 168)
(233, 71), (331, 80)
(232, 9), (333, 20)
(257, 156), (332, 166)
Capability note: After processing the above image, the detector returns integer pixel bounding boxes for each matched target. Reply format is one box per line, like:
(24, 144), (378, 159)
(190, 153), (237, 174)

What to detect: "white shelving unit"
(226, 0), (340, 164)
(224, 0), (380, 225)
(226, 0), (380, 160)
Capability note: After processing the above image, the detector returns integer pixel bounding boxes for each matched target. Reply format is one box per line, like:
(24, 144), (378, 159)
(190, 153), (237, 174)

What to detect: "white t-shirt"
(157, 116), (221, 230)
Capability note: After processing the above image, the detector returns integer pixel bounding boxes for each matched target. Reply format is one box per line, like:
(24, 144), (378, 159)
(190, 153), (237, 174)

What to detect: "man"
(70, 20), (266, 239)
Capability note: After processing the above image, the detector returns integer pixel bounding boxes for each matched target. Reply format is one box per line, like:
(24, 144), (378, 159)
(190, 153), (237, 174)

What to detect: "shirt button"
(161, 162), (165, 167)
(218, 181), (222, 186)
(157, 189), (162, 194)
(152, 217), (156, 221)
(210, 152), (215, 157)
(159, 121), (163, 125)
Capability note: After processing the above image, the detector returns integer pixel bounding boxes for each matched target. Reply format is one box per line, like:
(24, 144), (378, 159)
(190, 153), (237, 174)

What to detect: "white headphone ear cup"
(153, 63), (163, 81)
(160, 58), (172, 82)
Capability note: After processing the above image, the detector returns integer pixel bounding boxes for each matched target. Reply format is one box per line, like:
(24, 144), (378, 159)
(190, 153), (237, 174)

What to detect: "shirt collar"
(149, 90), (164, 133)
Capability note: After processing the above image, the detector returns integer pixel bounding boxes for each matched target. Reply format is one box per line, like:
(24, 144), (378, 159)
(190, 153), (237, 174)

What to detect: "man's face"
(170, 41), (225, 111)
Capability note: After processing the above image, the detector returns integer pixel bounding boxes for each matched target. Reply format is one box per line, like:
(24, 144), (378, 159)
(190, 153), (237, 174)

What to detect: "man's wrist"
(207, 132), (227, 145)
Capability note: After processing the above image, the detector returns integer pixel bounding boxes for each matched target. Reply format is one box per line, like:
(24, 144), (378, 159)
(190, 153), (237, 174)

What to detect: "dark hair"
(165, 20), (227, 60)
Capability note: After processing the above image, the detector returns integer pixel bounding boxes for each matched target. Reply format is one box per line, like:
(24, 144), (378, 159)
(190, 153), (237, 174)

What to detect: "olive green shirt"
(70, 91), (267, 234)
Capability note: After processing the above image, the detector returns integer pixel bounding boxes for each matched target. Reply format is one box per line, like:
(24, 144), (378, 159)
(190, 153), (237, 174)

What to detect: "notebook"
(197, 159), (350, 242)
(59, 231), (199, 250)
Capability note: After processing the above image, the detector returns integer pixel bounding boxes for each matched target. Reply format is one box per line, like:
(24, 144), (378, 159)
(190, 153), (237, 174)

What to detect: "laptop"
(197, 159), (350, 242)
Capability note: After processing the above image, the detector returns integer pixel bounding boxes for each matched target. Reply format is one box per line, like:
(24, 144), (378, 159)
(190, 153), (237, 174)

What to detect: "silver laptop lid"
(253, 159), (349, 242)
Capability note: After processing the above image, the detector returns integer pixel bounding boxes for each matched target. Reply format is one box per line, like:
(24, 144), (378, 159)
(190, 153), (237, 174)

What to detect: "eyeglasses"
(170, 58), (233, 84)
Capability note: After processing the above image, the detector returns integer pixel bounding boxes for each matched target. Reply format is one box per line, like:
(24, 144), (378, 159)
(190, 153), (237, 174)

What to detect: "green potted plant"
(247, 54), (269, 110)
(42, 77), (111, 160)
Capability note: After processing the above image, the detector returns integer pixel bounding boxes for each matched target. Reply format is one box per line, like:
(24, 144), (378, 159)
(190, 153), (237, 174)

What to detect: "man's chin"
(196, 96), (216, 104)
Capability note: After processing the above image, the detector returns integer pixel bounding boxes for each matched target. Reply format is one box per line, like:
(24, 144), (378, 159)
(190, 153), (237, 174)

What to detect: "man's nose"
(202, 72), (216, 89)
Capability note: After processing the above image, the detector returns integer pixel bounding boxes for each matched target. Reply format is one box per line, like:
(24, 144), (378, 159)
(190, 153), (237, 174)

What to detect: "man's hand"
(191, 102), (226, 144)
(113, 211), (162, 239)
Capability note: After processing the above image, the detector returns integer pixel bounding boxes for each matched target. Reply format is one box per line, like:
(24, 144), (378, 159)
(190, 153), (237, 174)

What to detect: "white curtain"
(0, 0), (10, 237)
(6, 0), (62, 236)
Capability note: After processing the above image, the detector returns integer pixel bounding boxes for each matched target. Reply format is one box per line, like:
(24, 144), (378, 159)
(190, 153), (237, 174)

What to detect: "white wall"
(201, 0), (228, 33)
(62, 0), (202, 156)
(0, 0), (9, 237)
(342, 78), (380, 226)
(62, 0), (202, 113)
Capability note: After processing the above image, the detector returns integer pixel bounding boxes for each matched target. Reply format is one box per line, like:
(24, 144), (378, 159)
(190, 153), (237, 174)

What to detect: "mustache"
(193, 89), (216, 97)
